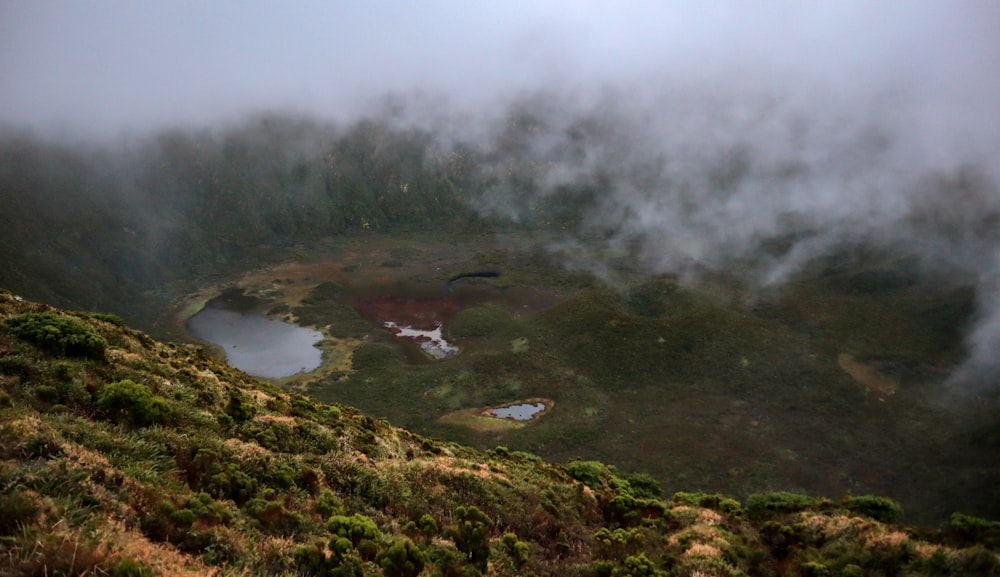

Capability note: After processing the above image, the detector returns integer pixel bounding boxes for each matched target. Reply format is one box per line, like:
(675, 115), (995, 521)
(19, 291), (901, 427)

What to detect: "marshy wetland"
(175, 231), (999, 524)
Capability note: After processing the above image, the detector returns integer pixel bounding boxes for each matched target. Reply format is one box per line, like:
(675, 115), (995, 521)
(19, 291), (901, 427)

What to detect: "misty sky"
(3, 1), (1000, 384)
(2, 1), (998, 141)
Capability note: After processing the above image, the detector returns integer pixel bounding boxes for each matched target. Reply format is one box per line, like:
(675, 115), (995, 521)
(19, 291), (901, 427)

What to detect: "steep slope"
(1, 290), (997, 577)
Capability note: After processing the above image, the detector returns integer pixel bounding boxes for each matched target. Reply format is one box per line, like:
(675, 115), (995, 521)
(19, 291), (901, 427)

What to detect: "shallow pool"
(382, 321), (460, 359)
(489, 402), (546, 421)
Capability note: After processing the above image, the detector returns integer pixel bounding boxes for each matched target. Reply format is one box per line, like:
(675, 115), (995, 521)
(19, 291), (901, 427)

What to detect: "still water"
(187, 307), (323, 379)
(489, 402), (546, 421)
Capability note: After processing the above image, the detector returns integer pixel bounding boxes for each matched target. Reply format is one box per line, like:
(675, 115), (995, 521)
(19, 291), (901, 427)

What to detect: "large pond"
(186, 291), (323, 379)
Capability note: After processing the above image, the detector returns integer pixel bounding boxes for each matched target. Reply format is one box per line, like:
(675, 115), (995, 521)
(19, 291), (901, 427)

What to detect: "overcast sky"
(1, 1), (998, 139)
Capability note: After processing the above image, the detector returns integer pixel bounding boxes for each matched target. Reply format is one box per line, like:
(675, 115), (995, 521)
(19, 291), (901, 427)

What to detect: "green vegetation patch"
(4, 311), (107, 359)
(97, 379), (173, 428)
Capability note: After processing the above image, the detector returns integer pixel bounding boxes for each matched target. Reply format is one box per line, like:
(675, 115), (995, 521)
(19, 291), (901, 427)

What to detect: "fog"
(4, 2), (997, 139)
(3, 1), (1000, 385)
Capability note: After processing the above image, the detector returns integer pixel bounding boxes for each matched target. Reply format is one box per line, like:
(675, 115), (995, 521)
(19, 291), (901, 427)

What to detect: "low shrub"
(4, 312), (107, 359)
(328, 513), (381, 547)
(225, 390), (257, 423)
(377, 537), (426, 577)
(446, 505), (492, 573)
(501, 532), (530, 565)
(418, 513), (438, 537)
(624, 473), (662, 500)
(88, 312), (125, 327)
(673, 492), (743, 516)
(613, 553), (666, 577)
(244, 497), (302, 535)
(315, 489), (344, 518)
(746, 492), (817, 517)
(605, 494), (668, 527)
(565, 460), (609, 489)
(945, 512), (1000, 549)
(842, 495), (902, 523)
(203, 463), (259, 506)
(97, 379), (172, 428)
(108, 558), (154, 577)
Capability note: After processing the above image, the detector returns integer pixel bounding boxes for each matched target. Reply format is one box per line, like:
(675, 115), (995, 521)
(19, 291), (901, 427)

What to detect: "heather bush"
(377, 537), (426, 577)
(842, 495), (902, 523)
(97, 379), (172, 427)
(624, 473), (662, 500)
(945, 512), (1000, 549)
(328, 513), (381, 547)
(446, 505), (492, 572)
(5, 312), (107, 359)
(565, 460), (609, 489)
(746, 492), (818, 517)
(673, 492), (743, 516)
(225, 390), (257, 423)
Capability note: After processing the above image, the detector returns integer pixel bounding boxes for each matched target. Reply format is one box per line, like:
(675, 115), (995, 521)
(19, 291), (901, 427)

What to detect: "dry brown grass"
(438, 407), (526, 432)
(683, 542), (725, 559)
(403, 455), (513, 484)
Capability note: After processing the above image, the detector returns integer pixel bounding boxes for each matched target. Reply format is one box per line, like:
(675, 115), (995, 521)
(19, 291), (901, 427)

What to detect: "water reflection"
(187, 307), (323, 379)
(382, 321), (460, 359)
(489, 402), (546, 421)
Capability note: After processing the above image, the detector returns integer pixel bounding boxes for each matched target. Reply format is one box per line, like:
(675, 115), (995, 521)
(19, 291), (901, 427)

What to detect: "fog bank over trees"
(2, 2), (999, 385)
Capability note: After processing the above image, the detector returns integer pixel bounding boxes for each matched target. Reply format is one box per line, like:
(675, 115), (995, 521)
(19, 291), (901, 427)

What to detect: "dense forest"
(0, 113), (490, 328)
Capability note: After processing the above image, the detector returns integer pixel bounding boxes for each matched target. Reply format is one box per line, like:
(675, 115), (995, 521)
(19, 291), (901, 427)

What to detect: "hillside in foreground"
(2, 290), (1000, 576)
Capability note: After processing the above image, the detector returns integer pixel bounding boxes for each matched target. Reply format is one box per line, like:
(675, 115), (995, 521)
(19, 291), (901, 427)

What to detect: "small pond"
(186, 296), (324, 379)
(488, 402), (547, 421)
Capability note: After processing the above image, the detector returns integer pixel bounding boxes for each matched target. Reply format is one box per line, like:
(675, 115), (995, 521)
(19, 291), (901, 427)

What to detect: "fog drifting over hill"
(2, 1), (999, 386)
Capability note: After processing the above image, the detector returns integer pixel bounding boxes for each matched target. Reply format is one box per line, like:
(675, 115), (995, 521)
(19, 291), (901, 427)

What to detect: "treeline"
(0, 115), (475, 327)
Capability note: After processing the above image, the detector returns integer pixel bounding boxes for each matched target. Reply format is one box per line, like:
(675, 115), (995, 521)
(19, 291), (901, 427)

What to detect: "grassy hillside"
(2, 290), (1000, 576)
